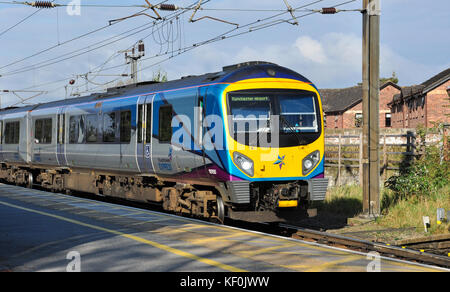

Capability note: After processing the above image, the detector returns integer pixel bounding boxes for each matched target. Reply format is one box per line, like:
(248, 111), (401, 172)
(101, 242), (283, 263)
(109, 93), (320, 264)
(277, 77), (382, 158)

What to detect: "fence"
(324, 129), (418, 186)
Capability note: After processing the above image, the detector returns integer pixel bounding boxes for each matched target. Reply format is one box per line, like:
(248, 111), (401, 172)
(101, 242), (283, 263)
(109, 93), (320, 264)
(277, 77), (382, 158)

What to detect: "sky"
(0, 0), (449, 107)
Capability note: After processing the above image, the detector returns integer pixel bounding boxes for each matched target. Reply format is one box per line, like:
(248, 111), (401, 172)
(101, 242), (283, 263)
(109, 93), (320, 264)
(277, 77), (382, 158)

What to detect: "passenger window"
(103, 112), (116, 143)
(69, 116), (79, 144)
(120, 110), (131, 143)
(5, 121), (20, 144)
(159, 105), (172, 143)
(35, 118), (52, 144)
(86, 114), (98, 143)
(69, 115), (85, 144)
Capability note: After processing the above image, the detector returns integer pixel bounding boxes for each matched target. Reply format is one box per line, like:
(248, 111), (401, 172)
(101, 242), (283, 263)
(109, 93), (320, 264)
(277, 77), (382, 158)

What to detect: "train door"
(195, 87), (207, 170)
(136, 94), (154, 174)
(0, 120), (3, 161)
(56, 108), (67, 166)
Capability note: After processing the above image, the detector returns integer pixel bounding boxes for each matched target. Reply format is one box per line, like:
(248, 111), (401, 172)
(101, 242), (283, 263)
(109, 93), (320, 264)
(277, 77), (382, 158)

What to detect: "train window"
(146, 104), (152, 143)
(103, 112), (116, 143)
(137, 105), (143, 143)
(0, 121), (3, 144)
(86, 114), (98, 143)
(159, 105), (172, 143)
(69, 115), (86, 144)
(4, 121), (20, 144)
(35, 118), (52, 144)
(120, 110), (131, 143)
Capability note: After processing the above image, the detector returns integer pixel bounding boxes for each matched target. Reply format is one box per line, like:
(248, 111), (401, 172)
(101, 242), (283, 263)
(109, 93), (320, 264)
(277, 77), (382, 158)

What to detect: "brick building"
(320, 82), (401, 129)
(388, 68), (450, 128)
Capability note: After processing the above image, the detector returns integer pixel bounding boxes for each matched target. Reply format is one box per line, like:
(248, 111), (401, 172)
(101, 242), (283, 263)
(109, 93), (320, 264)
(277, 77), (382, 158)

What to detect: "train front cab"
(221, 77), (328, 212)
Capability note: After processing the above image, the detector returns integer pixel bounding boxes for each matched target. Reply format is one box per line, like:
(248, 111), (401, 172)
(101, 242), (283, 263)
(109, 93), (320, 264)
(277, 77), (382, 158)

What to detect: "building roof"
(422, 67), (450, 93)
(388, 67), (450, 106)
(320, 82), (400, 114)
(319, 86), (362, 114)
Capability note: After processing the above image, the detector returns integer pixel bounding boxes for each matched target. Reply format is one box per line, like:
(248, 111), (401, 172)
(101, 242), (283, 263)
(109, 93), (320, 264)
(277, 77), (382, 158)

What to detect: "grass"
(378, 185), (450, 234)
(318, 183), (450, 235)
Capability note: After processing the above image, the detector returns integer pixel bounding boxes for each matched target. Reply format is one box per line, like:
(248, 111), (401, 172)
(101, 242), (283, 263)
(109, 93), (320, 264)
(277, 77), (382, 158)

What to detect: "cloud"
(295, 36), (328, 64)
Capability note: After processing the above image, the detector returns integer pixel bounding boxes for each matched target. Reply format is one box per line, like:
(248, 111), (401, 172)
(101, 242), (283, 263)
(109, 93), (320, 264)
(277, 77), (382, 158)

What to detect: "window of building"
(385, 113), (392, 128)
(355, 113), (363, 128)
(103, 112), (116, 143)
(120, 110), (131, 143)
(35, 118), (52, 144)
(159, 105), (172, 143)
(4, 121), (20, 144)
(86, 114), (98, 143)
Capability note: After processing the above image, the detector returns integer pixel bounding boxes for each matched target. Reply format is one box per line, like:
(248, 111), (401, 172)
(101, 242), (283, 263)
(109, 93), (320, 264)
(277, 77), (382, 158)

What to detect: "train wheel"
(27, 173), (33, 189)
(216, 196), (225, 224)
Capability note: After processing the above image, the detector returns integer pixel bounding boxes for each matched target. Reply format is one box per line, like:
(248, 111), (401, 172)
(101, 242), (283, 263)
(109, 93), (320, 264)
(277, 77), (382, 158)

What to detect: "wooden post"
(338, 133), (342, 186)
(383, 133), (387, 181)
(362, 0), (381, 217)
(359, 132), (363, 186)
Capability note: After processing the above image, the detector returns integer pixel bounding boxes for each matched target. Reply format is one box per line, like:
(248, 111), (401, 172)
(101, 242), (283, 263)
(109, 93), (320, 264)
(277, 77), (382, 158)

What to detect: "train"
(0, 61), (328, 223)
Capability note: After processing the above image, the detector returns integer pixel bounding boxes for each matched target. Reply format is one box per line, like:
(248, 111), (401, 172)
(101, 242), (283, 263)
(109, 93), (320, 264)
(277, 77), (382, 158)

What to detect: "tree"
(380, 71), (399, 85)
(152, 69), (168, 82)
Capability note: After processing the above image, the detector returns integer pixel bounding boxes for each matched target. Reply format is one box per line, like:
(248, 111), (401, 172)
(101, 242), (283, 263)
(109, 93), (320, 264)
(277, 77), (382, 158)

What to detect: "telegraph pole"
(362, 0), (381, 217)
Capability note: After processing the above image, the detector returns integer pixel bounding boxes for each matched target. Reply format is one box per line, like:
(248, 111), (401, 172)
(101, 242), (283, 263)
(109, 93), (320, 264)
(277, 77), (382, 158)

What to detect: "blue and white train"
(0, 62), (328, 222)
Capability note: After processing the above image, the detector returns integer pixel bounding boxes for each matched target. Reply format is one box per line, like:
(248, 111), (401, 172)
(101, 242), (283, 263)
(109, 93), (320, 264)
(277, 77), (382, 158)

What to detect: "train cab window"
(159, 105), (172, 143)
(86, 114), (98, 143)
(35, 118), (52, 144)
(103, 112), (116, 143)
(120, 110), (131, 143)
(4, 121), (20, 144)
(69, 115), (86, 144)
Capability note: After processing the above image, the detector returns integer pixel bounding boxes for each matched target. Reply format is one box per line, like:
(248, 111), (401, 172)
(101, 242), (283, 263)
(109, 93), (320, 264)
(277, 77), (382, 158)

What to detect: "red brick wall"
(425, 80), (450, 127)
(391, 102), (405, 128)
(325, 114), (343, 128)
(329, 85), (400, 129)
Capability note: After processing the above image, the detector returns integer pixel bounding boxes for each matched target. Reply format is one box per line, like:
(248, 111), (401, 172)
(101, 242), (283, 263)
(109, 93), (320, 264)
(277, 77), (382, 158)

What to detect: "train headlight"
(233, 152), (254, 177)
(302, 151), (320, 175)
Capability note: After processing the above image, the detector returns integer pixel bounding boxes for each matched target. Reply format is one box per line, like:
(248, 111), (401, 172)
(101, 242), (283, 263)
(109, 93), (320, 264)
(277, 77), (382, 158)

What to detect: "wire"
(3, 0), (360, 106)
(0, 6), (44, 38)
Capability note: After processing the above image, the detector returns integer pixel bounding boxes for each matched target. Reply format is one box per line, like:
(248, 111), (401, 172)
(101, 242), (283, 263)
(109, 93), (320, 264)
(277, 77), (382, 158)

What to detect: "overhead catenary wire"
(0, 0), (57, 39)
(3, 0), (360, 106)
(8, 0), (204, 100)
(0, 1), (171, 72)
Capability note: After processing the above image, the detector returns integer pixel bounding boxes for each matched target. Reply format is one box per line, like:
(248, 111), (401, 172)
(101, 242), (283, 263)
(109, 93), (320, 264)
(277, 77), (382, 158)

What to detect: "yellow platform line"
(0, 200), (247, 272)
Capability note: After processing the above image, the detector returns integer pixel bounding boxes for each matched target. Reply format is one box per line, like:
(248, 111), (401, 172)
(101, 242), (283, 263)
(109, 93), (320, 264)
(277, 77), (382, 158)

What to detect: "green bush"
(384, 140), (449, 207)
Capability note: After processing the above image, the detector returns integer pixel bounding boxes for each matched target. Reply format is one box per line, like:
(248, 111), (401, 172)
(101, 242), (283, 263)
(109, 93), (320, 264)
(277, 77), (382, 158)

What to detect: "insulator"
(31, 1), (56, 9)
(321, 7), (338, 14)
(158, 4), (177, 11)
(138, 42), (145, 53)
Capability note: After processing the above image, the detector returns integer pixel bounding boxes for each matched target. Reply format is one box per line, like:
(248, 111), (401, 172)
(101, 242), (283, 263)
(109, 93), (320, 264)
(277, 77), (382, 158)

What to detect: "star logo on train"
(274, 155), (286, 170)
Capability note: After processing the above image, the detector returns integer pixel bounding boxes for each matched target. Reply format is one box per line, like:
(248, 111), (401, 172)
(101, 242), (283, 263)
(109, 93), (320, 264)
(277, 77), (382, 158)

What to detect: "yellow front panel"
(223, 78), (325, 179)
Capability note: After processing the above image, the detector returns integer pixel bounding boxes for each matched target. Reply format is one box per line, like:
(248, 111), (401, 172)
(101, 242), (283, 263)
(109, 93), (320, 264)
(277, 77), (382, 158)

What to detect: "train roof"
(0, 62), (312, 115)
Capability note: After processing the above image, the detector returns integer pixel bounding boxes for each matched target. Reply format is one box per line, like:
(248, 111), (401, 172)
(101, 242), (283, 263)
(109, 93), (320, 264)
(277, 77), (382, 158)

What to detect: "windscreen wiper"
(279, 115), (305, 145)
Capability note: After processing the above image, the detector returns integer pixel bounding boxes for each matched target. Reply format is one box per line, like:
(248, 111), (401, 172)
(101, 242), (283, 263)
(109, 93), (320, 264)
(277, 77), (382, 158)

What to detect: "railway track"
(278, 224), (450, 269)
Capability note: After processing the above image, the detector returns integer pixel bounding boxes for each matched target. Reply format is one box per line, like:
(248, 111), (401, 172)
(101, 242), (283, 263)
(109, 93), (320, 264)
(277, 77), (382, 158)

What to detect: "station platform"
(0, 183), (445, 272)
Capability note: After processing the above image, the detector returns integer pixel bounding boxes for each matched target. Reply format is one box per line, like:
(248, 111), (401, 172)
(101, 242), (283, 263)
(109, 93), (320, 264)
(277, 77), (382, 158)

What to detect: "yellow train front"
(201, 62), (328, 221)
